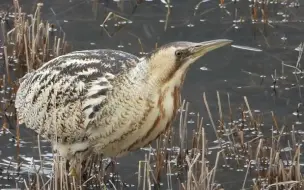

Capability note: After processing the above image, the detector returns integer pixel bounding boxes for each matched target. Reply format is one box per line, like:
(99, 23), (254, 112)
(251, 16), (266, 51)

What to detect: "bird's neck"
(88, 60), (185, 152)
(125, 59), (189, 93)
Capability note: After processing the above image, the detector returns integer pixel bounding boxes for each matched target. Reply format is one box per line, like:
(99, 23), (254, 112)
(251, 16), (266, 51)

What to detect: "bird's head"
(144, 39), (232, 86)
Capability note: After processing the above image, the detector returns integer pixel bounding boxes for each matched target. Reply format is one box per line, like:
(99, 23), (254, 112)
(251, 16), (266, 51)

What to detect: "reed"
(0, 0), (70, 127)
(1, 1), (303, 190)
(135, 94), (304, 190)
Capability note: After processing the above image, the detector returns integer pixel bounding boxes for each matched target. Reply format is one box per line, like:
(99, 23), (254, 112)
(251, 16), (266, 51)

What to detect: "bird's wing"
(15, 49), (140, 143)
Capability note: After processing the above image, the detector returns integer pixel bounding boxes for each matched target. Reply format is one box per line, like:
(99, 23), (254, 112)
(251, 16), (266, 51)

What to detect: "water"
(0, 0), (304, 189)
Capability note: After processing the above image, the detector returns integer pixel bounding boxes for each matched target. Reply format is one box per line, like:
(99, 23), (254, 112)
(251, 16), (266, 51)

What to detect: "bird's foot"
(68, 167), (78, 177)
(104, 157), (116, 172)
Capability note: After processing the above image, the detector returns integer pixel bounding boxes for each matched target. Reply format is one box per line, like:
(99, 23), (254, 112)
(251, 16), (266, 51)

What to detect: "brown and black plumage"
(15, 39), (232, 170)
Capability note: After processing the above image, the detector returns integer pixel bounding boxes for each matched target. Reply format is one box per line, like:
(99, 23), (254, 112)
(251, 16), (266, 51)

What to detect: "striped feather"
(15, 42), (193, 159)
(15, 49), (140, 143)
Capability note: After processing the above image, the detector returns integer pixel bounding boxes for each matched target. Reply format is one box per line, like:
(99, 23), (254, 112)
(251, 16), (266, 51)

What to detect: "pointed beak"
(190, 39), (233, 58)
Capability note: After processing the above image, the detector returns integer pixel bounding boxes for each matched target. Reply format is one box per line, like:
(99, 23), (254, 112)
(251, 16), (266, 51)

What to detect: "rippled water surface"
(0, 0), (304, 189)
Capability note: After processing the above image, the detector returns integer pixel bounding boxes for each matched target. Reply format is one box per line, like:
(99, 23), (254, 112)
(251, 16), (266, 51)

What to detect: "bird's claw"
(68, 167), (77, 177)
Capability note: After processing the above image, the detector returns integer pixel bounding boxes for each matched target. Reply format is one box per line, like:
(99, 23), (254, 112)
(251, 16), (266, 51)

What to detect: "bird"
(15, 39), (232, 174)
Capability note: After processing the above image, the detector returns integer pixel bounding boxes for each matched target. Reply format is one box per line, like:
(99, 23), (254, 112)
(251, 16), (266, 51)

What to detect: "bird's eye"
(175, 50), (182, 57)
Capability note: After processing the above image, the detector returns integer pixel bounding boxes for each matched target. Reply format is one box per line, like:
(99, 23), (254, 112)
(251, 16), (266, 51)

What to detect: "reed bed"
(0, 1), (304, 190)
(134, 95), (304, 190)
(0, 1), (71, 189)
(0, 0), (70, 140)
(6, 94), (304, 190)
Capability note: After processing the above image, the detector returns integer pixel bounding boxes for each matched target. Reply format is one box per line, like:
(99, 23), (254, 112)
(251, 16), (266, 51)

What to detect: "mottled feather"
(15, 40), (229, 159)
(15, 49), (140, 143)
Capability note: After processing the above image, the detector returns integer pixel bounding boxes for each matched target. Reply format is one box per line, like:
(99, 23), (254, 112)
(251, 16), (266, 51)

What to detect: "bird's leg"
(103, 156), (119, 185)
(67, 154), (85, 189)
(68, 157), (79, 177)
(68, 149), (93, 183)
(104, 157), (117, 172)
(80, 151), (95, 181)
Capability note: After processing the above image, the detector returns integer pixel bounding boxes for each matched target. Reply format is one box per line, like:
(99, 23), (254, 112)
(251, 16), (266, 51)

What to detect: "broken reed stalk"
(23, 34), (30, 72)
(203, 92), (221, 141)
(5, 1), (69, 75)
(1, 1), (75, 189)
(199, 126), (207, 189)
(203, 92), (228, 166)
(164, 0), (171, 31)
(246, 107), (303, 189)
(1, 20), (6, 44)
(179, 100), (186, 153)
(217, 91), (223, 124)
(3, 46), (10, 83)
(136, 100), (221, 190)
(13, 93), (304, 190)
(3, 1), (303, 189)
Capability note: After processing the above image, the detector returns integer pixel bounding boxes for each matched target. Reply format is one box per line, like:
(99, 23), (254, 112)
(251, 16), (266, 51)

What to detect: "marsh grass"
(134, 94), (304, 190)
(0, 0), (71, 188)
(1, 1), (304, 190)
(0, 0), (70, 124)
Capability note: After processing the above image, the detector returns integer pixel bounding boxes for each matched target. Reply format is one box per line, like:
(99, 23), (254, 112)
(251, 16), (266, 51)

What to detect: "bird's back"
(15, 49), (140, 143)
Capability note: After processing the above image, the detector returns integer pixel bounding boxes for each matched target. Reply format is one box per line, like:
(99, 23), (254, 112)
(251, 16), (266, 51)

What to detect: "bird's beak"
(190, 39), (233, 58)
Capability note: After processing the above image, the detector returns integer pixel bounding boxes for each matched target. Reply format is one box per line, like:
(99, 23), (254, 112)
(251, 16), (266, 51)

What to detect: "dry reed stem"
(164, 0), (171, 31)
(2, 1), (304, 190)
(203, 92), (219, 140)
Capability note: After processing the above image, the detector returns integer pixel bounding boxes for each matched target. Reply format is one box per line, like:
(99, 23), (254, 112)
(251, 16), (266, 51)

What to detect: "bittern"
(15, 39), (232, 173)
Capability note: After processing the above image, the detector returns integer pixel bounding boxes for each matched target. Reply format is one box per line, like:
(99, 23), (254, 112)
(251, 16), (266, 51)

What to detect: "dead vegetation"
(0, 0), (70, 144)
(0, 1), (71, 188)
(0, 0), (303, 190)
(134, 95), (304, 190)
(5, 94), (304, 190)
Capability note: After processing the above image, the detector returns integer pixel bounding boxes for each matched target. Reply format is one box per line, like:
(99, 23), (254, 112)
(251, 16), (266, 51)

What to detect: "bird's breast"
(90, 83), (181, 157)
(121, 85), (181, 153)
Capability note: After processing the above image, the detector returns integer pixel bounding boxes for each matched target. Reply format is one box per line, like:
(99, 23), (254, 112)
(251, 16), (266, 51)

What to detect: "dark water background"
(0, 0), (304, 189)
